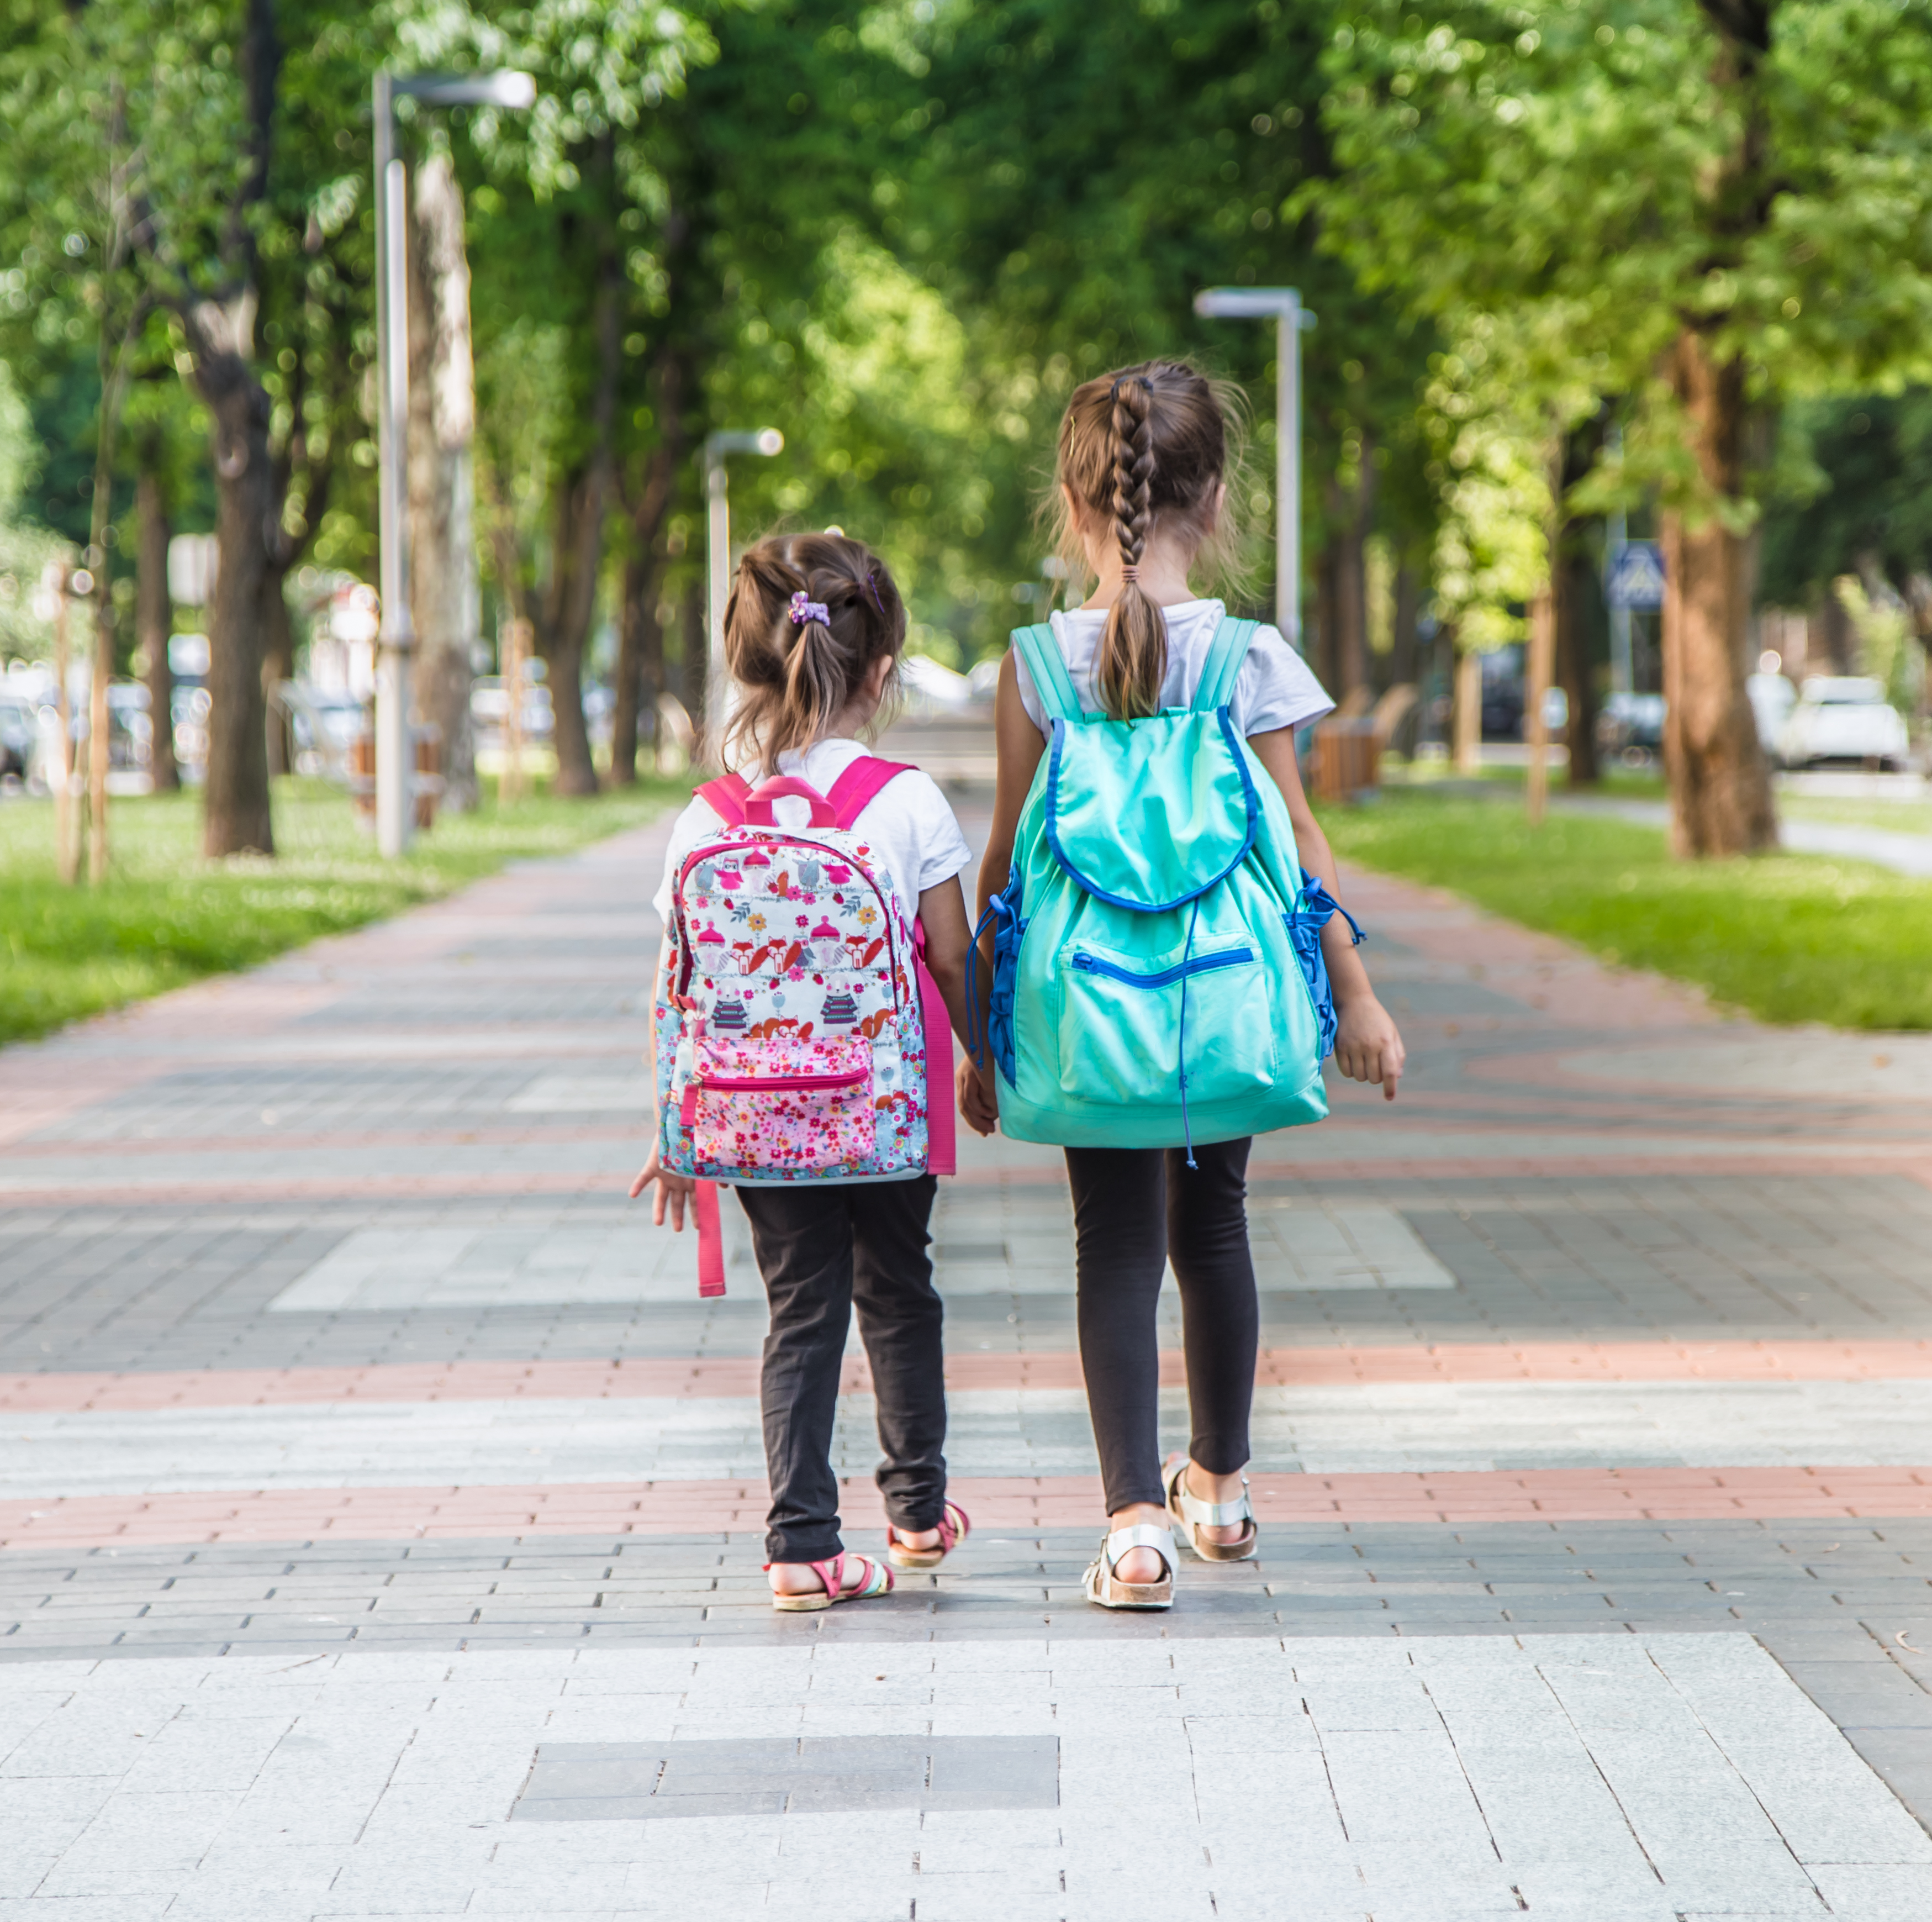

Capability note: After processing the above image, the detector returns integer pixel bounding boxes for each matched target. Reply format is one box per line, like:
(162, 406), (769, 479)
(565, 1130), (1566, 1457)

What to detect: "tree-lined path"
(5, 775), (1932, 1915)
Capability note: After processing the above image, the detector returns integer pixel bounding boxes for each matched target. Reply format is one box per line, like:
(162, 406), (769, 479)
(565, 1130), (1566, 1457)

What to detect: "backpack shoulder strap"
(695, 772), (752, 824)
(1011, 624), (1084, 724)
(825, 757), (914, 830)
(1191, 618), (1259, 715)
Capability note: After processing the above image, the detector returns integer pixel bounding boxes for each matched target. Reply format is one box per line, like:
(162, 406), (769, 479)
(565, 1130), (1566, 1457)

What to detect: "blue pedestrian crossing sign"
(1607, 541), (1665, 609)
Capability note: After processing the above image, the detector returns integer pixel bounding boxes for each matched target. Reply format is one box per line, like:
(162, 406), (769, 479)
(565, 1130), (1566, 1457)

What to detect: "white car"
(1777, 677), (1910, 771)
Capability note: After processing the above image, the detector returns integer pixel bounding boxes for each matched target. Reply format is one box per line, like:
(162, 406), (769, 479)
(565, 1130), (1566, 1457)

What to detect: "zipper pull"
(679, 1075), (701, 1131)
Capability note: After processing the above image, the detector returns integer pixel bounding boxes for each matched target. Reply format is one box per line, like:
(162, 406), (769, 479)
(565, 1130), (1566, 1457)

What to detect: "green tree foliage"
(897, 0), (1440, 686)
(1312, 1), (1932, 852)
(1760, 391), (1932, 639)
(0, 0), (382, 856)
(0, 356), (66, 660)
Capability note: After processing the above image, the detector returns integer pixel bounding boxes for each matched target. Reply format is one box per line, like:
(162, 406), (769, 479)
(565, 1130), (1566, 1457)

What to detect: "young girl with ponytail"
(963, 362), (1406, 1610)
(633, 531), (977, 1610)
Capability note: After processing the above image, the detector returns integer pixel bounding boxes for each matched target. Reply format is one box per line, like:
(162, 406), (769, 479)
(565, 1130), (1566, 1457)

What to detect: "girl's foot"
(1101, 1502), (1174, 1584)
(885, 1501), (970, 1571)
(1164, 1454), (1257, 1562)
(1083, 1524), (1175, 1610)
(766, 1552), (894, 1612)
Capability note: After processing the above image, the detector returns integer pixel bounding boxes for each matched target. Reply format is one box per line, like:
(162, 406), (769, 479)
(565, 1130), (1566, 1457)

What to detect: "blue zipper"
(1069, 946), (1254, 989)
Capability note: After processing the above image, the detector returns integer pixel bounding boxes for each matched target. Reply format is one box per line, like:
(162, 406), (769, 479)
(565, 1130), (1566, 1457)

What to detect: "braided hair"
(1053, 360), (1239, 720)
(721, 531), (907, 771)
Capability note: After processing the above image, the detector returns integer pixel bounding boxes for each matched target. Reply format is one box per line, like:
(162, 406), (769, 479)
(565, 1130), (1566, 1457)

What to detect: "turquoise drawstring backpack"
(969, 617), (1361, 1159)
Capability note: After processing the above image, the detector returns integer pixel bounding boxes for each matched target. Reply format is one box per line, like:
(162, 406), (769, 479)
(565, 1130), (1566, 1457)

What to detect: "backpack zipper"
(682, 1066), (867, 1129)
(695, 1071), (867, 1093)
(1069, 946), (1254, 989)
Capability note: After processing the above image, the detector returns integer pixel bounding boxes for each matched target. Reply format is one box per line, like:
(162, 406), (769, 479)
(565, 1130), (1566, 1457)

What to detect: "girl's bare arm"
(916, 874), (975, 1046)
(1244, 726), (1406, 1100)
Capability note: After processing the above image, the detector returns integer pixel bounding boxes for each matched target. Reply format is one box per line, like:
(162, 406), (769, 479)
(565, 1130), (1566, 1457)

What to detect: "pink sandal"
(766, 1551), (894, 1613)
(885, 1500), (971, 1571)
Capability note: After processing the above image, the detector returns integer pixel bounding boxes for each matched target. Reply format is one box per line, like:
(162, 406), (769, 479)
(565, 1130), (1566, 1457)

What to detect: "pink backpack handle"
(695, 773), (752, 824)
(826, 757), (915, 828)
(742, 776), (837, 826)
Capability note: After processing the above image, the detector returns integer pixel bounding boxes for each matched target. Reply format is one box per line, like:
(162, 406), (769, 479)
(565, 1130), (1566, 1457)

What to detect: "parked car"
(1746, 671), (1797, 750)
(1480, 647), (1524, 740)
(470, 676), (555, 745)
(275, 682), (369, 784)
(1597, 691), (1666, 764)
(1777, 676), (1910, 771)
(0, 691), (35, 778)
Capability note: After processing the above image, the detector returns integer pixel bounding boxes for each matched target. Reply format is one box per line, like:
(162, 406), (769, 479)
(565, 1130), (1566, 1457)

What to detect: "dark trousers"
(1064, 1138), (1258, 1514)
(736, 1175), (947, 1564)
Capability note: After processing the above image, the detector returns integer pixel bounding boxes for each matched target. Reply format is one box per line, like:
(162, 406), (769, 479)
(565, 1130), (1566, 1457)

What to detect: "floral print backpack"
(653, 762), (955, 1295)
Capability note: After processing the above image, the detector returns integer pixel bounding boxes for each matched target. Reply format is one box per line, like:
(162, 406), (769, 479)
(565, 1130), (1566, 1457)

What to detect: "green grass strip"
(0, 776), (688, 1046)
(1318, 790), (1932, 1032)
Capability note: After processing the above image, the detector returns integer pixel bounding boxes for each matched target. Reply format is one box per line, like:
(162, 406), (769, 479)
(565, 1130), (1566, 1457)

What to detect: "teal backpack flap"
(990, 617), (1331, 1155)
(1044, 707), (1257, 912)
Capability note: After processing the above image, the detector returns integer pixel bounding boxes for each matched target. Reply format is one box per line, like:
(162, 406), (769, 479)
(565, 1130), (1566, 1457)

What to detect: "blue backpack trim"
(1285, 872), (1365, 1060)
(1043, 708), (1261, 914)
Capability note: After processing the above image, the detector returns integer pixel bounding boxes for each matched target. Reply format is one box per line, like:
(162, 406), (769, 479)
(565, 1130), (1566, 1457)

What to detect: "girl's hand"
(957, 1057), (999, 1136)
(1333, 996), (1406, 1102)
(629, 1145), (699, 1228)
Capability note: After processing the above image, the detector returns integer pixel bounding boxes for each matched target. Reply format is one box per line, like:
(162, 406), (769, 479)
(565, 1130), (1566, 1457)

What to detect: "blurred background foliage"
(4, 0), (1932, 797)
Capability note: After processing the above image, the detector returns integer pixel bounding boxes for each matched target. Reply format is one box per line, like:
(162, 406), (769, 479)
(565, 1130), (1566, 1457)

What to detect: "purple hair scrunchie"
(788, 592), (830, 626)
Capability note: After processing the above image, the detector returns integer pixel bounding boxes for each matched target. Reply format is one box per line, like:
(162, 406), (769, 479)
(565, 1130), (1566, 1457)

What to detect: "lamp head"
(1194, 287), (1303, 319)
(400, 71), (537, 109)
(705, 429), (785, 461)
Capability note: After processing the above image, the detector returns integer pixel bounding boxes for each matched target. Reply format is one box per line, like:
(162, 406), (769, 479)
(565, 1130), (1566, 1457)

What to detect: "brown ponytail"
(1052, 359), (1247, 720)
(1101, 375), (1164, 720)
(721, 531), (906, 771)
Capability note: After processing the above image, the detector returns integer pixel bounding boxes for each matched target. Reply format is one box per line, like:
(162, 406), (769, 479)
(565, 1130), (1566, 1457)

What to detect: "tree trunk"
(611, 553), (656, 784)
(197, 345), (277, 857)
(1554, 417), (1603, 787)
(680, 577), (706, 736)
(1555, 535), (1600, 787)
(1389, 562), (1420, 691)
(536, 141), (624, 798)
(611, 342), (687, 786)
(408, 153), (481, 814)
(1660, 329), (1776, 857)
(1312, 527), (1340, 697)
(1453, 643), (1480, 773)
(542, 468), (601, 796)
(136, 466), (177, 792)
(1323, 450), (1375, 700)
(261, 565), (294, 777)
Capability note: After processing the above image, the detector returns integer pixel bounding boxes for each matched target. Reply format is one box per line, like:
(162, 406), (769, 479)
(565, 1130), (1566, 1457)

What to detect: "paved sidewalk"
(6, 763), (1932, 1918)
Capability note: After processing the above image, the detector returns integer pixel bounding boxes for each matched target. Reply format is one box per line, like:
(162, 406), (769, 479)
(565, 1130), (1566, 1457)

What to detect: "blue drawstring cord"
(1175, 898), (1202, 1168)
(964, 901), (1000, 1069)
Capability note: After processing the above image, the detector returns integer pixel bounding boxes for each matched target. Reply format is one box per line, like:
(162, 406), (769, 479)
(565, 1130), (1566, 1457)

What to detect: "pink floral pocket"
(682, 1035), (876, 1173)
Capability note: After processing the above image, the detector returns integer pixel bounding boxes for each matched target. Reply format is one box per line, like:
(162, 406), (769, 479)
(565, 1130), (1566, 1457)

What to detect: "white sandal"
(1082, 1524), (1176, 1610)
(1165, 1455), (1258, 1562)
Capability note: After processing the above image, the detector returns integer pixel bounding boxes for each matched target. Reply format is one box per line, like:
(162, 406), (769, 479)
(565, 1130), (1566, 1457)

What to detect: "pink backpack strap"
(695, 773), (752, 824)
(914, 920), (956, 1177)
(694, 1181), (726, 1298)
(826, 757), (915, 829)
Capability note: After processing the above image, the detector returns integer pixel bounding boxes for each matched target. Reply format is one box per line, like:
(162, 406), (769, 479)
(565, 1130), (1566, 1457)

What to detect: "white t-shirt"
(650, 738), (972, 930)
(1012, 598), (1334, 738)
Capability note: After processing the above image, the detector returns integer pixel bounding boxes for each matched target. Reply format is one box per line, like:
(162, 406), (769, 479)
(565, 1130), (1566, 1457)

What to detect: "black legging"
(1064, 1138), (1258, 1515)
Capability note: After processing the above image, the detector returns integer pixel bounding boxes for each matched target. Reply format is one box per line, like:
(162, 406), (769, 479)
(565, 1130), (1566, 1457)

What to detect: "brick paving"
(5, 751), (1932, 1915)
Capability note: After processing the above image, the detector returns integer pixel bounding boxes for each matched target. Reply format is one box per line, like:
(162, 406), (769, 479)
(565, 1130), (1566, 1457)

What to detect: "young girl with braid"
(634, 532), (977, 1610)
(962, 362), (1406, 1610)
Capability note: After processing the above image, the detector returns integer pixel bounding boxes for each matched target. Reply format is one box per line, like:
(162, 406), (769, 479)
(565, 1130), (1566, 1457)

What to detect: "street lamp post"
(703, 428), (784, 762)
(1193, 287), (1318, 651)
(372, 68), (535, 857)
